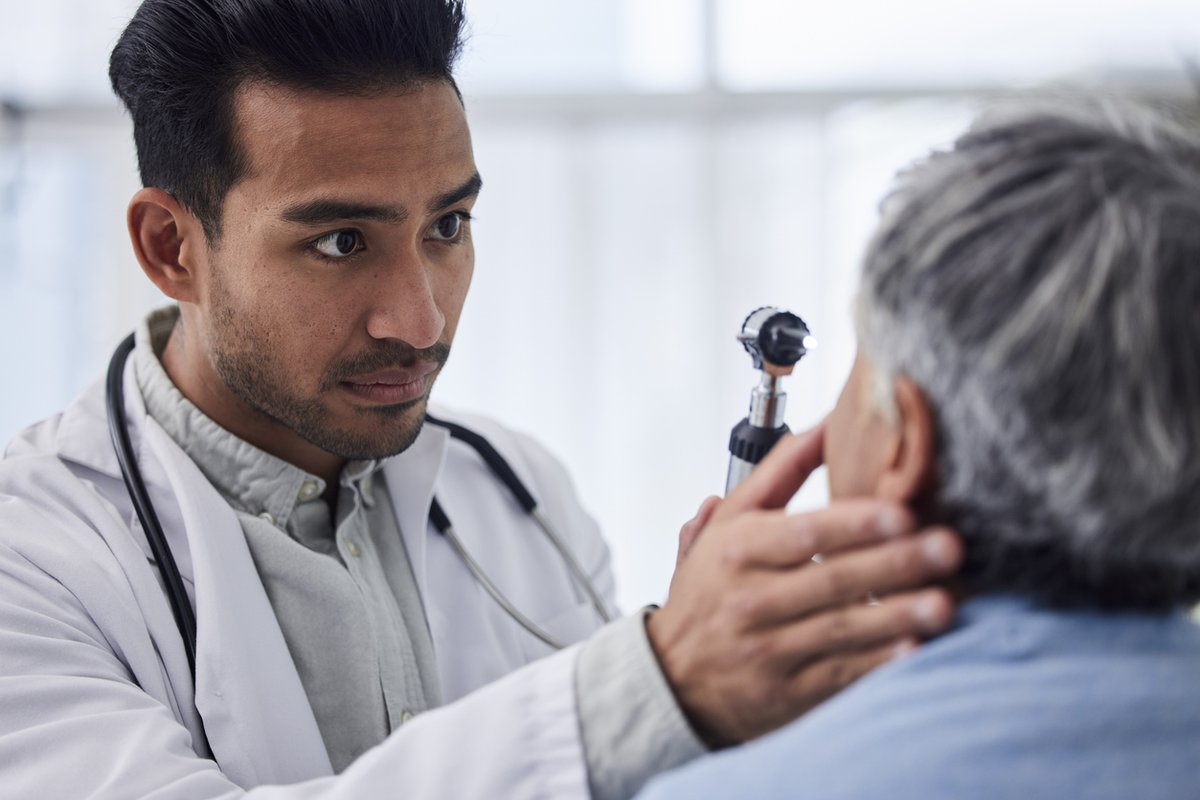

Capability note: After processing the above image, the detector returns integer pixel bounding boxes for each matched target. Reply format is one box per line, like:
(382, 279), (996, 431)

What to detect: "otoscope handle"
(725, 418), (791, 494)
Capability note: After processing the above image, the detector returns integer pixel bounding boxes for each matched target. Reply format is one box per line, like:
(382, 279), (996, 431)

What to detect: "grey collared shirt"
(135, 308), (440, 772)
(134, 306), (703, 795)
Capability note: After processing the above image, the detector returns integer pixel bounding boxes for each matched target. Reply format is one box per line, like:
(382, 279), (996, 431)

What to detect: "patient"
(639, 94), (1200, 799)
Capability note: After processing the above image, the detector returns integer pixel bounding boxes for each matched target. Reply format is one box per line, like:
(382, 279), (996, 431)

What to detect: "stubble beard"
(206, 283), (448, 462)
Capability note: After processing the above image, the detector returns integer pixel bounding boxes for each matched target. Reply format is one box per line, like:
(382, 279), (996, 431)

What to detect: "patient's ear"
(876, 375), (935, 503)
(127, 187), (207, 303)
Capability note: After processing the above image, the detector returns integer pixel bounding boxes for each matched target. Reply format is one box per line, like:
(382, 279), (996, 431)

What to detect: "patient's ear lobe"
(876, 375), (935, 503)
(127, 187), (207, 302)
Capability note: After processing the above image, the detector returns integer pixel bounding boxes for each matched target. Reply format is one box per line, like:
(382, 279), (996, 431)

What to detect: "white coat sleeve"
(464, 416), (706, 797)
(0, 495), (589, 800)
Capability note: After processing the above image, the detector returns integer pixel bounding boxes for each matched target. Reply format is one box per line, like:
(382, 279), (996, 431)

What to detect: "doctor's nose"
(365, 256), (446, 349)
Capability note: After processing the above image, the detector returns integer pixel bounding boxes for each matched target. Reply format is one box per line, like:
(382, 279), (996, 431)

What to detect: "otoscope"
(725, 307), (815, 494)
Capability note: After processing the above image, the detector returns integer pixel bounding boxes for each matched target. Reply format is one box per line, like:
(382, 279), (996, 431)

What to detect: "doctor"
(0, 0), (963, 798)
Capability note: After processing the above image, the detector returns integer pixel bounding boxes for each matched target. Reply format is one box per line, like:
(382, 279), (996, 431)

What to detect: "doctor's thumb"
(675, 495), (722, 569)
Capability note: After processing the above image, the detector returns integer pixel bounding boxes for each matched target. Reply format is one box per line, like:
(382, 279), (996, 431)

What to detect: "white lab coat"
(0, 358), (616, 799)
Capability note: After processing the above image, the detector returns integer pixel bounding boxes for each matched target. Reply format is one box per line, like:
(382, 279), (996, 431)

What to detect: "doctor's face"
(194, 80), (478, 464)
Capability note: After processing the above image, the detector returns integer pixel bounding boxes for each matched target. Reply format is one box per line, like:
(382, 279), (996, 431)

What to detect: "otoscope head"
(738, 306), (816, 372)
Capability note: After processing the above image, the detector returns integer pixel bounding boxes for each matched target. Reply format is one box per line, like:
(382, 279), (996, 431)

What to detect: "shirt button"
(298, 480), (320, 501)
(258, 512), (275, 526)
(344, 539), (361, 558)
(399, 710), (414, 725)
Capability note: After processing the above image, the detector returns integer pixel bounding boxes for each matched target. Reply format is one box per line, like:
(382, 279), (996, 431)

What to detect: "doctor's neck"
(158, 322), (350, 494)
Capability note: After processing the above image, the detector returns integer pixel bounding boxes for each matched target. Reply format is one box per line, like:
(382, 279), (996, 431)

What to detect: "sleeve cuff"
(574, 608), (707, 800)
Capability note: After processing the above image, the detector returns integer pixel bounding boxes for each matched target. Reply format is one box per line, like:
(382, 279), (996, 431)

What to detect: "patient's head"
(826, 94), (1200, 611)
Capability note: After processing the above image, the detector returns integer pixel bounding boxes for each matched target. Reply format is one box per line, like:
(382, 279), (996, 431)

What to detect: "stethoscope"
(106, 333), (613, 687)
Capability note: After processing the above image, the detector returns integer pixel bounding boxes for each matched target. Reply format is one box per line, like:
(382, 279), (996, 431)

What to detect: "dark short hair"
(110, 0), (467, 239)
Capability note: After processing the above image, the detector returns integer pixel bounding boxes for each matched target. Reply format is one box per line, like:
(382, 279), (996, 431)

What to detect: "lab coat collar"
(39, 353), (457, 786)
(381, 417), (451, 607)
(45, 359), (333, 784)
(45, 339), (452, 518)
(51, 369), (134, 480)
(144, 419), (333, 785)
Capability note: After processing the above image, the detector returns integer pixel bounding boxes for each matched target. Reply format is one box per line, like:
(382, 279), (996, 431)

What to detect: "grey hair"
(858, 92), (1200, 611)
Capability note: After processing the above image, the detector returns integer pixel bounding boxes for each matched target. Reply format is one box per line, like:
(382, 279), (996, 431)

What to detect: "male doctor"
(0, 1), (963, 798)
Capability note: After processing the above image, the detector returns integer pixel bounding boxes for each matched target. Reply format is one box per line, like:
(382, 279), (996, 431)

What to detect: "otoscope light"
(737, 307), (815, 372)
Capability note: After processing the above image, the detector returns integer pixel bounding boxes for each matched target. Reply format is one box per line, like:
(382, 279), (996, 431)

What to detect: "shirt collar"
(133, 306), (382, 525)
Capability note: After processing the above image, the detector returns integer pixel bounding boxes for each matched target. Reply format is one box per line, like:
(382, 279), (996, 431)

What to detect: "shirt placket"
(334, 480), (424, 730)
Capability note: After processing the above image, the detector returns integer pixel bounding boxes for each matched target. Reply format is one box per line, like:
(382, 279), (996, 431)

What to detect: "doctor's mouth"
(338, 364), (439, 405)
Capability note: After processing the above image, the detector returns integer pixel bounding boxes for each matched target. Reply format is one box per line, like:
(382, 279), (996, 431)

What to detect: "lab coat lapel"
(52, 373), (332, 785)
(141, 420), (333, 786)
(381, 421), (450, 610)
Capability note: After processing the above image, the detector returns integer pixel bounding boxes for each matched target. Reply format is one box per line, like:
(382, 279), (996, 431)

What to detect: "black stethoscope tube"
(425, 414), (614, 632)
(106, 333), (200, 676)
(106, 336), (610, 688)
(425, 414), (538, 513)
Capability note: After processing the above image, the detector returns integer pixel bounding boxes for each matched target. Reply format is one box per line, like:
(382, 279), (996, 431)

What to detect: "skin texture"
(826, 351), (937, 504)
(652, 419), (961, 747)
(824, 355), (895, 498)
(128, 80), (479, 488)
(127, 77), (963, 748)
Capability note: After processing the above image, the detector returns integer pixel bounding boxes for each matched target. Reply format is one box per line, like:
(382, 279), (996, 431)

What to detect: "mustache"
(322, 340), (451, 388)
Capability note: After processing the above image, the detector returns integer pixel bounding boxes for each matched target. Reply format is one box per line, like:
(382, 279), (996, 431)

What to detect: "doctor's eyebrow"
(280, 200), (406, 226)
(427, 173), (483, 214)
(278, 173), (482, 227)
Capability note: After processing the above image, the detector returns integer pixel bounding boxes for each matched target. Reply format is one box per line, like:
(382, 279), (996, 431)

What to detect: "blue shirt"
(638, 596), (1200, 800)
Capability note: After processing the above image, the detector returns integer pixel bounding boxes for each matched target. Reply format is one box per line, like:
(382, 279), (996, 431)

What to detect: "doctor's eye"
(311, 229), (365, 259)
(428, 211), (472, 243)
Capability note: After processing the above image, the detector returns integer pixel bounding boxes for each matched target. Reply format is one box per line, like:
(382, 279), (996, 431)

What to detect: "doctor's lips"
(338, 363), (440, 404)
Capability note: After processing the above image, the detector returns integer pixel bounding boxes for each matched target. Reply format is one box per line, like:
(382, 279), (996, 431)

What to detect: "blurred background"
(3, 0), (1198, 611)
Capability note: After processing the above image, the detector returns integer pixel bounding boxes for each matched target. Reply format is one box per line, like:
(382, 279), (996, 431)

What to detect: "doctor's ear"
(127, 188), (209, 302)
(875, 375), (936, 504)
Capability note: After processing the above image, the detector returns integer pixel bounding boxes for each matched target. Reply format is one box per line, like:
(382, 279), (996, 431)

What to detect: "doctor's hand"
(646, 424), (963, 748)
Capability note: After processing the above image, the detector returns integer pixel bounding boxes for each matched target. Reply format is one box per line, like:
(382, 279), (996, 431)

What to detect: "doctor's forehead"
(228, 80), (475, 189)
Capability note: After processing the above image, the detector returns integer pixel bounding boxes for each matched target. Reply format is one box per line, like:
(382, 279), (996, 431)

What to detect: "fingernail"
(876, 507), (910, 537)
(915, 594), (944, 628)
(922, 534), (958, 569)
(891, 638), (918, 659)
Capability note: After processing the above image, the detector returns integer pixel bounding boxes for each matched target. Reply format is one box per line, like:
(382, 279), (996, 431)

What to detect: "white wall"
(3, 0), (1197, 610)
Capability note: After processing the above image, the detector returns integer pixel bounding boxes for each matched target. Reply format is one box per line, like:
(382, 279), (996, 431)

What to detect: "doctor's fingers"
(719, 527), (963, 628)
(712, 501), (919, 571)
(716, 422), (826, 516)
(778, 639), (918, 722)
(749, 587), (954, 672)
(710, 633), (920, 743)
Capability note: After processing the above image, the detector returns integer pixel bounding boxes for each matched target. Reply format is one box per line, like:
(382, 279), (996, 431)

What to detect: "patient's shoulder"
(639, 598), (1200, 800)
